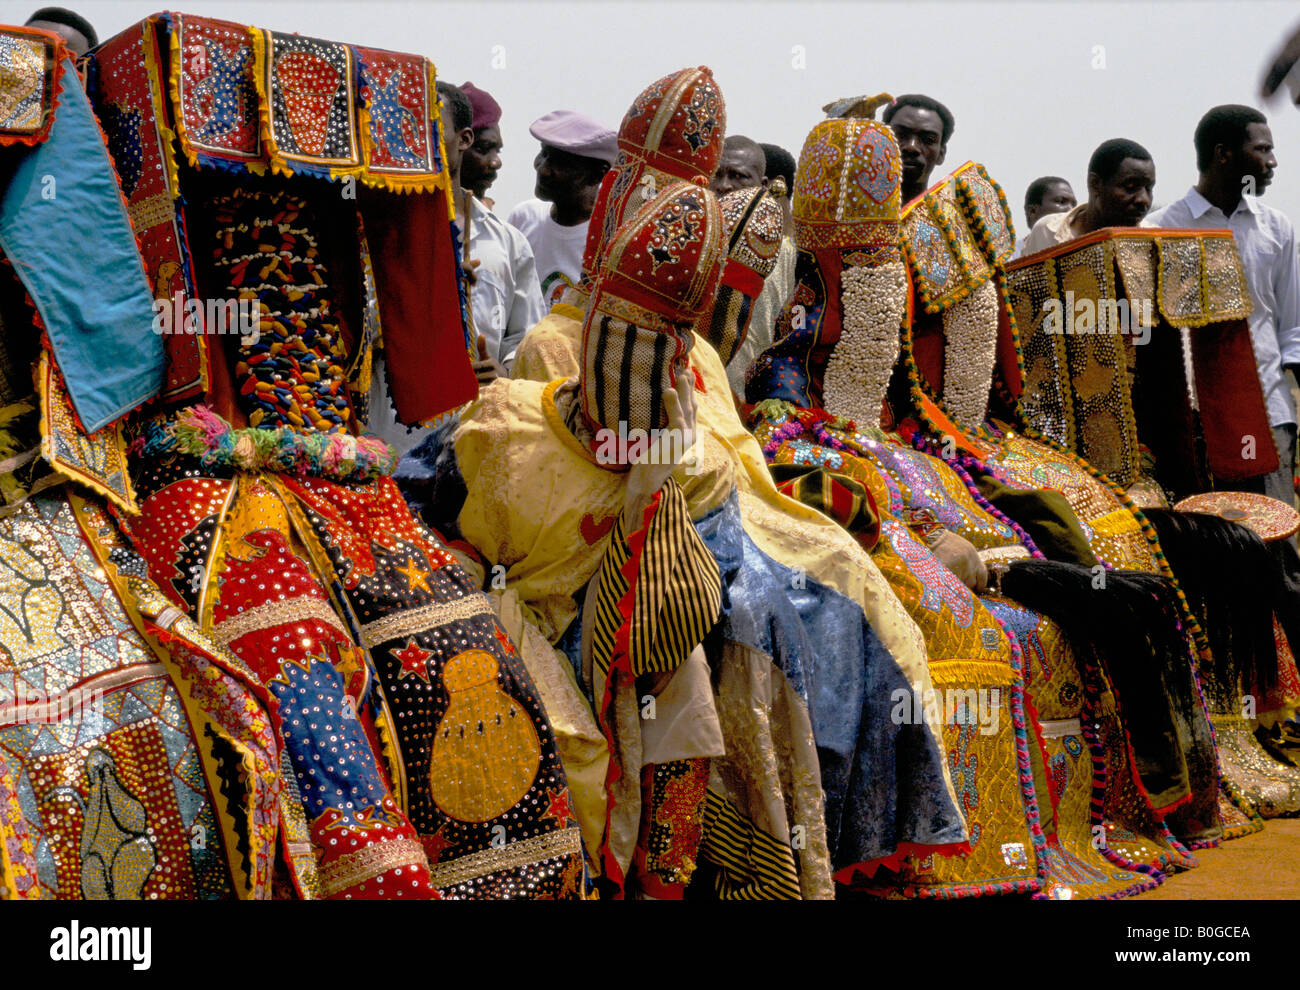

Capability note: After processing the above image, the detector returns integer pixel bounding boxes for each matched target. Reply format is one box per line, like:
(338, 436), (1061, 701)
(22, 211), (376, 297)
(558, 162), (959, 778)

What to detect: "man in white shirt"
(507, 111), (615, 309)
(369, 82), (543, 458)
(1021, 139), (1156, 255)
(1147, 105), (1300, 507)
(433, 82), (545, 378)
(1013, 176), (1076, 258)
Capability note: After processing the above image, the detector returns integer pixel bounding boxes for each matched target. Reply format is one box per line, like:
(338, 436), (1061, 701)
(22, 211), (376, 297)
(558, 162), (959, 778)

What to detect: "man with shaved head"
(25, 6), (96, 54)
(711, 135), (766, 197)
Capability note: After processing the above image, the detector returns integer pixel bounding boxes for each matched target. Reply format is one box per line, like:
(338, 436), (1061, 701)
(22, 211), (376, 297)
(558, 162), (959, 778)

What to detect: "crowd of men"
(398, 85), (1300, 511)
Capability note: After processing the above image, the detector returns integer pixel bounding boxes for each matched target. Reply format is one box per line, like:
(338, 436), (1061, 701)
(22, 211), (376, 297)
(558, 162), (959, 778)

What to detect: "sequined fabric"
(0, 27), (57, 143)
(989, 598), (1162, 899)
(281, 474), (582, 897)
(984, 432), (1156, 570)
(123, 455), (583, 898)
(0, 491), (281, 899)
(262, 31), (359, 169)
(92, 21), (204, 403)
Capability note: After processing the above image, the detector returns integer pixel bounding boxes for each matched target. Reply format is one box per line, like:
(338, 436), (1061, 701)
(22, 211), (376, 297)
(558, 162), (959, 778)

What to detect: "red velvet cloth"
(360, 188), (477, 424)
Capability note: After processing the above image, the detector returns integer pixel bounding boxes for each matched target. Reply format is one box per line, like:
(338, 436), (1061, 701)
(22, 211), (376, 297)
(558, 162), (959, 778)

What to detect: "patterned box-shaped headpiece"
(580, 180), (725, 444)
(577, 66), (727, 300)
(1003, 228), (1271, 490)
(747, 118), (908, 429)
(896, 162), (1019, 438)
(793, 118), (902, 253)
(697, 183), (785, 365)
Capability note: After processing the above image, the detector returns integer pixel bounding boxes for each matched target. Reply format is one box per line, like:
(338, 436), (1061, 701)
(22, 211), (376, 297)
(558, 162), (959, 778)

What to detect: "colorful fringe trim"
(139, 405), (397, 481)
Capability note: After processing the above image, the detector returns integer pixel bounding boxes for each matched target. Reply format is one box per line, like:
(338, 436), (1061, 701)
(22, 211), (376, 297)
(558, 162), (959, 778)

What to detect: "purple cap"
(460, 81), (502, 130)
(528, 110), (617, 165)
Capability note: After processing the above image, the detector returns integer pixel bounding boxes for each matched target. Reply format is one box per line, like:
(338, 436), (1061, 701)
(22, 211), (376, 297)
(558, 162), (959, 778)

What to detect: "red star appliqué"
(540, 787), (576, 826)
(423, 826), (456, 864)
(393, 639), (432, 682)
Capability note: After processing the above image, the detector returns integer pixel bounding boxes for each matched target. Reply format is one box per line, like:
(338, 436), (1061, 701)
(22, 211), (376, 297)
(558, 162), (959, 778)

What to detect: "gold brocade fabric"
(876, 657), (1038, 897)
(985, 433), (1155, 570)
(1209, 716), (1300, 818)
(510, 306), (589, 384)
(1005, 239), (1142, 487)
(1006, 599), (1165, 898)
(701, 642), (832, 900)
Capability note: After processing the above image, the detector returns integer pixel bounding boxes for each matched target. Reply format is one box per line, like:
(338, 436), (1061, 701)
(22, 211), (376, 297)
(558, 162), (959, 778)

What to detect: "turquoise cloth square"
(0, 58), (163, 433)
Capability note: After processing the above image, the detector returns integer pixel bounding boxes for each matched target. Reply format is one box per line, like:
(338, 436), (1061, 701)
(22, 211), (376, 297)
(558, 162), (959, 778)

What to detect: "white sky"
(12, 0), (1300, 234)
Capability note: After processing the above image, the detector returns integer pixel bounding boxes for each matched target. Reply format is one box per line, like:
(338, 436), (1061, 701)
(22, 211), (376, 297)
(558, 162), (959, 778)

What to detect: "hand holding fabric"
(925, 527), (989, 592)
(623, 373), (697, 527)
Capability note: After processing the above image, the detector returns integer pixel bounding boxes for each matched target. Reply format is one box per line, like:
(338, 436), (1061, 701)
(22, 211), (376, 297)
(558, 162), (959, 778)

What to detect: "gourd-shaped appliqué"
(429, 649), (541, 822)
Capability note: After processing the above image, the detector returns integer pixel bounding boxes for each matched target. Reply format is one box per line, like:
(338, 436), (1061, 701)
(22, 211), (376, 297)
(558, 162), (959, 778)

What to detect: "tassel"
(1001, 560), (1204, 814)
(1143, 508), (1280, 701)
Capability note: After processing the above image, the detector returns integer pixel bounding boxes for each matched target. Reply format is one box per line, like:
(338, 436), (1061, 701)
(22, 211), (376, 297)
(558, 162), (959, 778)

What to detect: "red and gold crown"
(618, 66), (726, 177)
(580, 180), (725, 440)
(574, 67), (728, 303)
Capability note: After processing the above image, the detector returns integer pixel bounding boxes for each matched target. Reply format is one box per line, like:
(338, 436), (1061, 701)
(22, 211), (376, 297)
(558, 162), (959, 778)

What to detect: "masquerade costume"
(451, 131), (975, 899)
(84, 12), (582, 899)
(746, 110), (1216, 897)
(988, 212), (1300, 823)
(885, 158), (1300, 828)
(0, 24), (288, 900)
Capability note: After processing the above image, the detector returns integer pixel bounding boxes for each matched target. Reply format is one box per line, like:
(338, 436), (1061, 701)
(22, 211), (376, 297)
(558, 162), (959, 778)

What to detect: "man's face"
(1234, 122), (1277, 193)
(1026, 180), (1076, 229)
(461, 125), (503, 197)
(1091, 157), (1155, 227)
(889, 105), (946, 197)
(711, 144), (765, 197)
(534, 144), (602, 202)
(438, 100), (472, 183)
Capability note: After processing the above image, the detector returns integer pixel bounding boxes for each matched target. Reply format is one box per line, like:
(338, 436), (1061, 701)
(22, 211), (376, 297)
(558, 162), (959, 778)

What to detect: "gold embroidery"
(127, 192), (177, 233)
(316, 836), (426, 897)
(357, 595), (493, 649)
(426, 827), (581, 890)
(212, 596), (350, 646)
(0, 34), (45, 133)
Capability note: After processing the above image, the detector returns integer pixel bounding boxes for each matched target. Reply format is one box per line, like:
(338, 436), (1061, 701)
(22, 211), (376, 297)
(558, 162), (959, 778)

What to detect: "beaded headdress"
(579, 179), (725, 447)
(571, 67), (727, 305)
(697, 182), (785, 365)
(746, 107), (907, 429)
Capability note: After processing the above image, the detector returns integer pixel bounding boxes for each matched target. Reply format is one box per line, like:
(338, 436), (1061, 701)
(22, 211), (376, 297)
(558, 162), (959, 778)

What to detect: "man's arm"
(500, 234), (547, 368)
(1274, 217), (1300, 376)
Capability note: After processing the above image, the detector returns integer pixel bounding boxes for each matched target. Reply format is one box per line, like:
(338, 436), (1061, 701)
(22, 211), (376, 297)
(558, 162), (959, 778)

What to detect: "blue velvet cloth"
(695, 492), (968, 871)
(0, 58), (162, 433)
